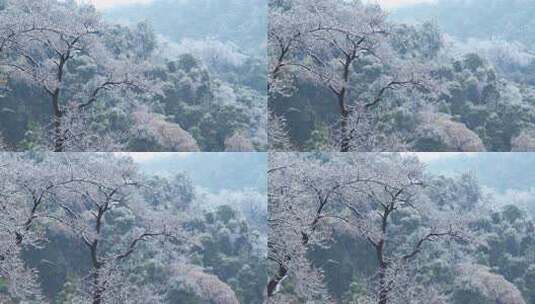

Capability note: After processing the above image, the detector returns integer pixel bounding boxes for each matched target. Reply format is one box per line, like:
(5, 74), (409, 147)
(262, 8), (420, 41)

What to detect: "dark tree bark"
(51, 55), (67, 152)
(267, 263), (289, 297)
(333, 51), (356, 152)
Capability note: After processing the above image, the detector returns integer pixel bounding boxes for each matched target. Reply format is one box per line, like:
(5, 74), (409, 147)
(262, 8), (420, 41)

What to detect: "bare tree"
(267, 153), (374, 300)
(268, 153), (474, 303)
(0, 0), (160, 151)
(337, 154), (472, 304)
(0, 153), (81, 302)
(269, 0), (437, 151)
(42, 155), (190, 303)
(0, 154), (197, 303)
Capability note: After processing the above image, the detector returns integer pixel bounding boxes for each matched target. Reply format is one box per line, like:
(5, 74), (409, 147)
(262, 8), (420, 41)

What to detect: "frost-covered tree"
(268, 153), (475, 303)
(269, 0), (437, 151)
(267, 153), (335, 302)
(333, 105), (408, 152)
(0, 0), (160, 151)
(417, 111), (486, 152)
(131, 108), (200, 152)
(1, 0), (267, 152)
(172, 266), (240, 304)
(34, 155), (192, 304)
(338, 155), (474, 304)
(511, 129), (535, 151)
(268, 111), (292, 151)
(0, 0), (39, 55)
(0, 153), (81, 302)
(224, 130), (255, 152)
(454, 264), (526, 304)
(268, 153), (385, 300)
(0, 154), (234, 303)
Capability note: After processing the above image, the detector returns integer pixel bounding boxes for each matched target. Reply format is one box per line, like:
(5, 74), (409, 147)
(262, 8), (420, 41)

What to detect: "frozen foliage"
(0, 0), (161, 151)
(175, 266), (240, 304)
(417, 111), (486, 152)
(0, 154), (72, 303)
(269, 0), (438, 151)
(330, 105), (408, 152)
(448, 37), (535, 71)
(195, 188), (267, 240)
(0, 168), (46, 302)
(268, 153), (480, 303)
(0, 153), (259, 303)
(269, 153), (535, 303)
(456, 264), (526, 304)
(268, 111), (292, 151)
(0, 0), (266, 151)
(42, 103), (127, 152)
(132, 108), (200, 152)
(224, 130), (255, 152)
(511, 130), (535, 152)
(170, 38), (249, 70)
(271, 0), (535, 152)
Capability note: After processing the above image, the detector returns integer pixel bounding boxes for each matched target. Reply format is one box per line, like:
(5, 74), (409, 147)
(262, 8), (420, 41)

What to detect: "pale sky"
(118, 152), (471, 164)
(85, 0), (436, 10)
(83, 0), (155, 9)
(116, 152), (191, 162)
(403, 152), (475, 164)
(370, 0), (436, 9)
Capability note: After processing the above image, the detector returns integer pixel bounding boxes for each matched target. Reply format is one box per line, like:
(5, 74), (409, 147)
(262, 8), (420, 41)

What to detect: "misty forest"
(269, 0), (535, 152)
(0, 153), (267, 303)
(0, 0), (267, 152)
(268, 153), (535, 304)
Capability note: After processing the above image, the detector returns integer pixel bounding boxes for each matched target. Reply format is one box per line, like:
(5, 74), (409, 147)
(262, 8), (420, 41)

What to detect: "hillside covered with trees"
(0, 153), (267, 303)
(0, 0), (267, 152)
(268, 153), (535, 303)
(269, 0), (535, 152)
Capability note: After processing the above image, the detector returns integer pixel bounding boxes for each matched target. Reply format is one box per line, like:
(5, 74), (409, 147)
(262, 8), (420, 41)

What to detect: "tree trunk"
(92, 268), (102, 304)
(267, 231), (311, 297)
(52, 55), (66, 152)
(267, 263), (288, 297)
(338, 54), (353, 152)
(91, 243), (103, 304)
(51, 90), (64, 152)
(53, 116), (63, 152)
(338, 95), (351, 152)
(378, 261), (388, 304)
(91, 208), (105, 304)
(377, 209), (390, 304)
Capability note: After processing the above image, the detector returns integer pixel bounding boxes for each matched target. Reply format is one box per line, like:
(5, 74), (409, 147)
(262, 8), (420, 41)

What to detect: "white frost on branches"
(268, 153), (477, 302)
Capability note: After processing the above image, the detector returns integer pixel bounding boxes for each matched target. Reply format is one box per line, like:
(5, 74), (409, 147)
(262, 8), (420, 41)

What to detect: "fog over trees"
(3, 1), (535, 304)
(0, 0), (266, 152)
(269, 0), (535, 152)
(268, 153), (535, 303)
(0, 153), (267, 303)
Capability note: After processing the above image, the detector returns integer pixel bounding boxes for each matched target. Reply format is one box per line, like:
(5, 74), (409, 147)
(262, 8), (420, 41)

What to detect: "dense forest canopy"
(268, 152), (535, 304)
(0, 0), (267, 152)
(268, 0), (535, 152)
(0, 152), (267, 303)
